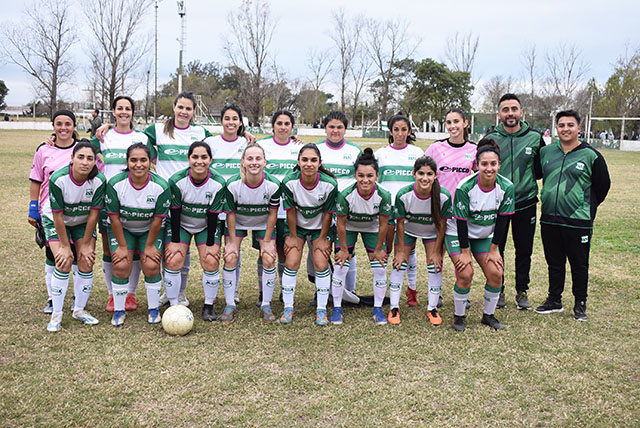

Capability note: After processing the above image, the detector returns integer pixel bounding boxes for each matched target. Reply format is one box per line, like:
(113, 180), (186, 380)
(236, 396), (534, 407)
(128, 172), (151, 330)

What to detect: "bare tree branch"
(544, 43), (590, 108)
(330, 8), (360, 110)
(445, 31), (479, 74)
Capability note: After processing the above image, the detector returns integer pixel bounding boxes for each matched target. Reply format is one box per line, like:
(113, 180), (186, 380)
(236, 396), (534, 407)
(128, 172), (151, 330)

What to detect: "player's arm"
(28, 180), (42, 227)
(335, 214), (349, 267)
(52, 210), (74, 271)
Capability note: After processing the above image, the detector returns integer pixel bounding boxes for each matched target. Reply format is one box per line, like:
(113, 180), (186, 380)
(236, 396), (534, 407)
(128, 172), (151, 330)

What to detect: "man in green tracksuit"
(535, 110), (610, 321)
(485, 93), (545, 310)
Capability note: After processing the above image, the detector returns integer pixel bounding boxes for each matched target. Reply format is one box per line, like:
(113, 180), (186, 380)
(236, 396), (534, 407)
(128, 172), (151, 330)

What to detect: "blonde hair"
(240, 143), (266, 183)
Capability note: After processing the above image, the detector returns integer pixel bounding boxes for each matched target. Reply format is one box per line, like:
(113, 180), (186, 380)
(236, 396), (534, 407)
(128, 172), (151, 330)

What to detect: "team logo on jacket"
(576, 162), (585, 171)
(525, 147), (532, 155)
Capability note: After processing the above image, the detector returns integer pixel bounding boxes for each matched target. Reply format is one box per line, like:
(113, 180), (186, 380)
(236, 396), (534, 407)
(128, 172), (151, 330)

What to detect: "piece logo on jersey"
(164, 148), (189, 156)
(205, 192), (213, 201)
(146, 196), (156, 204)
(85, 189), (94, 198)
(525, 147), (533, 155)
(576, 162), (585, 171)
(105, 152), (126, 159)
(440, 166), (470, 173)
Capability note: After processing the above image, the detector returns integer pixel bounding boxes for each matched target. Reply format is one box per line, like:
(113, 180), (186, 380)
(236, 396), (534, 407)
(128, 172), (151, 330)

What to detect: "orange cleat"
(427, 309), (443, 326)
(125, 293), (138, 311)
(406, 288), (418, 306)
(388, 307), (401, 325)
(105, 294), (114, 312)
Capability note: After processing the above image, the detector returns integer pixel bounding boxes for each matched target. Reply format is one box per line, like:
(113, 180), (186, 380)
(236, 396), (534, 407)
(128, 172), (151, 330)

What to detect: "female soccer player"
(332, 148), (392, 325)
(29, 110), (82, 314)
(105, 143), (171, 327)
(389, 156), (452, 325)
(92, 95), (148, 313)
(224, 143), (281, 323)
(280, 143), (338, 325)
(43, 142), (106, 331)
(448, 139), (514, 331)
(375, 114), (426, 306)
(164, 141), (226, 321)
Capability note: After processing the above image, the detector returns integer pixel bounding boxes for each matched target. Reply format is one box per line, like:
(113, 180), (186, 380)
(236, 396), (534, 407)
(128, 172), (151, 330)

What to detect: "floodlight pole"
(177, 1), (186, 94)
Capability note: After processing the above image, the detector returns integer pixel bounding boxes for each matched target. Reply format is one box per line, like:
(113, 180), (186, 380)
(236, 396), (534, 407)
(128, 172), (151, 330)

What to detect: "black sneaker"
(535, 297), (564, 314)
(437, 295), (443, 308)
(452, 315), (466, 332)
(573, 300), (587, 322)
(255, 292), (263, 308)
(481, 313), (505, 330)
(496, 292), (506, 309)
(309, 292), (317, 307)
(44, 299), (53, 314)
(202, 304), (216, 322)
(515, 291), (532, 310)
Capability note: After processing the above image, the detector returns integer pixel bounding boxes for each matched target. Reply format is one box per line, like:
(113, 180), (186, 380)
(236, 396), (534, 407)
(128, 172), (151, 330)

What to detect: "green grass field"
(0, 129), (638, 427)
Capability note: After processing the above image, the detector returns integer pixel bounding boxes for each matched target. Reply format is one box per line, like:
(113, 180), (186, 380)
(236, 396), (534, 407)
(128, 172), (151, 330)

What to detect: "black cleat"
(453, 314), (466, 332)
(202, 304), (216, 322)
(481, 313), (505, 330)
(573, 300), (587, 322)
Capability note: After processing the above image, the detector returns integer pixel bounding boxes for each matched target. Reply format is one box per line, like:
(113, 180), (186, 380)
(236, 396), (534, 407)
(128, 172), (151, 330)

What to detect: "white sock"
(427, 264), (442, 311)
(406, 250), (417, 290)
(203, 270), (220, 305)
(315, 268), (331, 310)
(51, 268), (69, 313)
(346, 255), (357, 292)
(484, 284), (501, 315)
(45, 262), (55, 299)
(74, 270), (93, 310)
(277, 259), (285, 285)
(163, 268), (181, 305)
(281, 267), (297, 308)
(257, 258), (264, 294)
(331, 261), (349, 308)
(112, 276), (128, 311)
(261, 266), (277, 306)
(371, 260), (388, 308)
(128, 259), (141, 294)
(180, 252), (190, 293)
(389, 263), (406, 309)
(222, 267), (237, 307)
(102, 257), (113, 294)
(454, 285), (470, 316)
(145, 274), (162, 309)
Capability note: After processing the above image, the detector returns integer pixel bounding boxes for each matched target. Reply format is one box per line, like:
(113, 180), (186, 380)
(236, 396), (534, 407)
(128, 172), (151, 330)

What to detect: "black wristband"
(456, 219), (469, 249)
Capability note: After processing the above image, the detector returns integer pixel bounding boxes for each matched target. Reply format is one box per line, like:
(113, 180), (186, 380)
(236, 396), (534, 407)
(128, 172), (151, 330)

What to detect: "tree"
(1, 0), (76, 115)
(347, 41), (373, 127)
(223, 0), (277, 124)
(544, 43), (590, 108)
(521, 44), (539, 101)
(444, 31), (479, 75)
(480, 75), (515, 113)
(306, 49), (334, 125)
(84, 0), (153, 108)
(330, 9), (362, 110)
(0, 80), (8, 108)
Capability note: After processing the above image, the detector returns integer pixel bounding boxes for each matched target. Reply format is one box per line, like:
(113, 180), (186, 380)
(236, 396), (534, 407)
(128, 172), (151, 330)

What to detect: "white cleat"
(47, 311), (63, 332)
(72, 309), (99, 325)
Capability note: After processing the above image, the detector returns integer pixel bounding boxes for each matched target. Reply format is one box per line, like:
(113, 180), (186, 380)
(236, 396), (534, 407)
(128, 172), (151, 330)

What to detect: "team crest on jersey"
(503, 197), (513, 206)
(383, 203), (391, 212)
(457, 201), (465, 210)
(105, 195), (111, 204)
(576, 162), (585, 171)
(408, 154), (417, 161)
(581, 235), (589, 243)
(263, 192), (269, 200)
(205, 192), (213, 200)
(465, 153), (472, 160)
(336, 202), (343, 211)
(318, 194), (325, 202)
(146, 196), (156, 204)
(50, 194), (57, 203)
(191, 136), (198, 141)
(343, 154), (352, 161)
(85, 189), (94, 198)
(525, 147), (533, 155)
(373, 203), (380, 210)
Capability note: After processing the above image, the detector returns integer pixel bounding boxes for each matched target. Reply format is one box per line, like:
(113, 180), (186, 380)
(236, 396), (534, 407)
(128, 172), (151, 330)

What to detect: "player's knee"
(142, 261), (160, 277)
(165, 255), (184, 271)
(262, 254), (275, 270)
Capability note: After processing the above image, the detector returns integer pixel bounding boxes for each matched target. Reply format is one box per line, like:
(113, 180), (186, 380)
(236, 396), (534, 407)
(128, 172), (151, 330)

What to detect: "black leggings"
(499, 204), (536, 293)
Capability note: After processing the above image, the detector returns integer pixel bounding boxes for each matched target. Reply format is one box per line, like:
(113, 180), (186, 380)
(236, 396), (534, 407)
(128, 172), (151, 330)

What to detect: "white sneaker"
(72, 309), (99, 325)
(158, 292), (169, 306)
(178, 291), (190, 307)
(47, 311), (63, 332)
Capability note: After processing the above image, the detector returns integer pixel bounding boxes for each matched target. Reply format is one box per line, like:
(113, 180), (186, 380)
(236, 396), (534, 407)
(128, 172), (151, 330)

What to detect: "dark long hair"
(445, 108), (469, 142)
(388, 114), (416, 145)
(124, 142), (151, 172)
(354, 147), (378, 173)
(72, 140), (99, 180)
(221, 104), (246, 137)
(112, 95), (136, 130)
(271, 110), (295, 127)
(476, 138), (501, 163)
(164, 92), (197, 138)
(293, 143), (336, 178)
(413, 156), (443, 233)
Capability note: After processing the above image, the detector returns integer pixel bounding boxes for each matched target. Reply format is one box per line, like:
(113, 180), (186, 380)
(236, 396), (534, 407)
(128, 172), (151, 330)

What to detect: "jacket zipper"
(554, 148), (567, 218)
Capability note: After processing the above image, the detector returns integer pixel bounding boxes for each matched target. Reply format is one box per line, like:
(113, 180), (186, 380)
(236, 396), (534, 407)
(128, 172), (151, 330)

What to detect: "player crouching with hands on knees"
(449, 139), (514, 331)
(44, 141), (106, 331)
(105, 143), (171, 327)
(332, 148), (392, 325)
(164, 141), (226, 321)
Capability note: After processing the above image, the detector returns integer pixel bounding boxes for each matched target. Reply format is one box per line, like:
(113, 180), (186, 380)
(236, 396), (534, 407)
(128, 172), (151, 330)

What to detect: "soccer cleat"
(124, 293), (138, 311)
(330, 307), (343, 325)
(466, 299), (471, 309)
(72, 309), (99, 325)
(260, 305), (276, 323)
(372, 307), (388, 325)
(158, 292), (170, 307)
(535, 297), (564, 314)
(255, 292), (263, 308)
(309, 292), (317, 307)
(427, 308), (443, 326)
(218, 305), (237, 323)
(573, 300), (587, 322)
(481, 313), (505, 330)
(406, 288), (418, 306)
(452, 314), (466, 332)
(437, 295), (443, 308)
(279, 307), (294, 324)
(388, 307), (401, 325)
(178, 291), (190, 307)
(496, 292), (506, 309)
(315, 309), (329, 326)
(111, 310), (126, 327)
(44, 299), (53, 314)
(105, 294), (114, 312)
(147, 308), (162, 324)
(202, 304), (216, 322)
(515, 291), (532, 310)
(47, 311), (63, 332)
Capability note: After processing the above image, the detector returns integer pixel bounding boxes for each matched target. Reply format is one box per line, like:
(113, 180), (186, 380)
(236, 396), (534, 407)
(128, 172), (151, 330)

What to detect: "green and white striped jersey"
(257, 136), (301, 219)
(336, 183), (392, 233)
(374, 144), (425, 202)
(91, 129), (148, 180)
(204, 134), (248, 181)
(45, 165), (106, 226)
(394, 184), (453, 239)
(316, 139), (362, 192)
(282, 170), (338, 230)
(145, 123), (212, 180)
(225, 172), (281, 230)
(105, 171), (171, 233)
(169, 167), (227, 235)
(453, 173), (515, 239)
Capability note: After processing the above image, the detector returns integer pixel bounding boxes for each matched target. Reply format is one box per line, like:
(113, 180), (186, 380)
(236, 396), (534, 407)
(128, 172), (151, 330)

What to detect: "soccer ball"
(162, 305), (194, 336)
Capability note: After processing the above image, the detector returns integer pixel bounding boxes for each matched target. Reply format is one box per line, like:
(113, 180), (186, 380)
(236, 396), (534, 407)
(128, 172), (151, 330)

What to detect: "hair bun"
(363, 147), (374, 156)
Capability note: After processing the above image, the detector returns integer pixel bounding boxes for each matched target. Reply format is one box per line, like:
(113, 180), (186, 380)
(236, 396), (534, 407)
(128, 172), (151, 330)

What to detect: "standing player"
(164, 141), (226, 321)
(332, 148), (392, 325)
(535, 110), (610, 321)
(43, 142), (106, 331)
(280, 144), (338, 325)
(105, 143), (171, 327)
(449, 139), (514, 331)
(375, 114), (426, 306)
(224, 143), (281, 323)
(389, 156), (452, 325)
(485, 94), (545, 310)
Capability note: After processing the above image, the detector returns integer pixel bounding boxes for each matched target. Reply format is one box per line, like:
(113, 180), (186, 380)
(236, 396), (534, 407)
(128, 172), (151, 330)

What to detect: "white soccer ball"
(162, 305), (194, 336)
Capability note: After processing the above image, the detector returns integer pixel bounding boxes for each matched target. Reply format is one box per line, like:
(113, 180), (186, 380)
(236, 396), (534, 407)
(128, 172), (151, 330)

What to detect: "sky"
(1, 0), (639, 108)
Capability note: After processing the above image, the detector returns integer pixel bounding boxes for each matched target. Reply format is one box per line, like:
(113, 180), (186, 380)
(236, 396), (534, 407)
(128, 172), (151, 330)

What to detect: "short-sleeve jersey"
(453, 173), (515, 239)
(105, 171), (171, 233)
(91, 129), (149, 180)
(424, 139), (477, 195)
(30, 143), (77, 213)
(394, 184), (453, 240)
(43, 165), (106, 226)
(316, 139), (362, 192)
(258, 136), (301, 219)
(374, 143), (426, 202)
(169, 167), (227, 235)
(204, 134), (248, 181)
(336, 183), (392, 233)
(145, 123), (211, 179)
(282, 170), (338, 230)
(225, 172), (281, 230)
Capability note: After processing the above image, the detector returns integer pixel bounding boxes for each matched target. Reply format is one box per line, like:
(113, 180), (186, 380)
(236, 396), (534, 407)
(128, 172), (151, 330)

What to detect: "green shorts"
(445, 234), (491, 255)
(166, 222), (222, 246)
(396, 234), (436, 247)
(43, 216), (96, 243)
(108, 225), (164, 254)
(283, 224), (331, 242)
(251, 219), (285, 249)
(336, 230), (385, 254)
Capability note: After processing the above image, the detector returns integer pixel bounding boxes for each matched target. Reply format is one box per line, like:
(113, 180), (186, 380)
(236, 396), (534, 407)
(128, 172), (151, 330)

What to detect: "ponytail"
(414, 155), (442, 233)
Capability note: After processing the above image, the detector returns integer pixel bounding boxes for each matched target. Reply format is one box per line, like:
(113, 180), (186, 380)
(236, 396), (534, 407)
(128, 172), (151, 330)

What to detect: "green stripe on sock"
(102, 254), (112, 262)
(145, 274), (162, 283)
(164, 268), (181, 274)
(112, 276), (128, 285)
(454, 284), (470, 295)
(484, 283), (502, 293)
